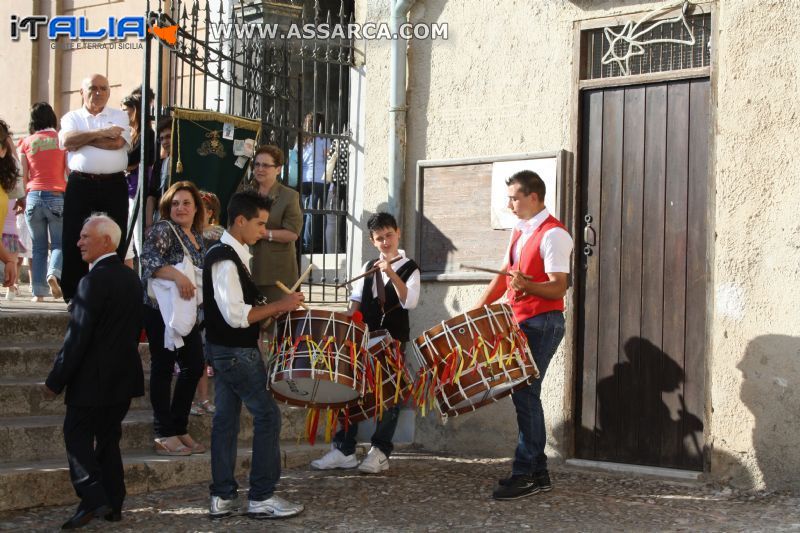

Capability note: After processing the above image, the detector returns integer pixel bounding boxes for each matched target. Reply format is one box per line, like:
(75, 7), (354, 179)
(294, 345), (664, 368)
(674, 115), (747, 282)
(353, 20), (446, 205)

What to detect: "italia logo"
(9, 15), (177, 43)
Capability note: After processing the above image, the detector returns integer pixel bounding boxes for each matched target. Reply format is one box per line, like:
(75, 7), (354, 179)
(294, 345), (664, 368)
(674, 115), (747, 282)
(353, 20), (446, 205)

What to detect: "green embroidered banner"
(169, 108), (261, 225)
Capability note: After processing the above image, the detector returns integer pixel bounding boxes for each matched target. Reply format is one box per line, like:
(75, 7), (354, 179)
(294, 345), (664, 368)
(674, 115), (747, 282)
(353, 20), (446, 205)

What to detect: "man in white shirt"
(202, 191), (305, 520)
(59, 73), (131, 302)
(474, 170), (573, 501)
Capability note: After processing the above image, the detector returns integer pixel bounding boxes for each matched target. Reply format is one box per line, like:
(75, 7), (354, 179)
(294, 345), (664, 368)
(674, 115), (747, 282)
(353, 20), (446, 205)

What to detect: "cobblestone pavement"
(1, 450), (799, 532)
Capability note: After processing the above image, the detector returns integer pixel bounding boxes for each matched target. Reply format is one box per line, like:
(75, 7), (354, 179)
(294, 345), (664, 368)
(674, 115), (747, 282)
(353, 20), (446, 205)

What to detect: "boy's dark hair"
(29, 102), (58, 134)
(156, 116), (172, 134)
(227, 190), (272, 226)
(505, 170), (546, 202)
(367, 212), (398, 238)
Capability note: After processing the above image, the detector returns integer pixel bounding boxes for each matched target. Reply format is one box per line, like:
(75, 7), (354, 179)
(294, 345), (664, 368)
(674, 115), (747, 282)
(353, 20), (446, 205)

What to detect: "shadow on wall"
(736, 335), (800, 490)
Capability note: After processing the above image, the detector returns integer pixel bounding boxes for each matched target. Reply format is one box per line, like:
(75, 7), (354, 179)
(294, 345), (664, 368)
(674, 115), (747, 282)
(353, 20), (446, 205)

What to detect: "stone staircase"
(0, 309), (330, 511)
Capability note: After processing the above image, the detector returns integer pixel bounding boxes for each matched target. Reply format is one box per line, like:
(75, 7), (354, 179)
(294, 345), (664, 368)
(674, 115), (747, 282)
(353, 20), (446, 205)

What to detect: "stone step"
(0, 405), (315, 464)
(0, 311), (70, 344)
(0, 410), (244, 464)
(0, 342), (154, 380)
(0, 377), (153, 417)
(0, 442), (331, 512)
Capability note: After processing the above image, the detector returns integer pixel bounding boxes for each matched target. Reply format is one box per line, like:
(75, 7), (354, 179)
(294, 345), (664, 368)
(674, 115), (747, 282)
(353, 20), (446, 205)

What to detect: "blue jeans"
(511, 311), (565, 476)
(206, 343), (282, 502)
(24, 191), (64, 297)
(334, 405), (401, 457)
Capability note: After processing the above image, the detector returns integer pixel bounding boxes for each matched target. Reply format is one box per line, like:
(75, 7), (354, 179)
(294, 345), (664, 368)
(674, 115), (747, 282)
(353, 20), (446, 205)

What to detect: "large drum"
(348, 330), (411, 423)
(270, 310), (369, 409)
(411, 303), (539, 418)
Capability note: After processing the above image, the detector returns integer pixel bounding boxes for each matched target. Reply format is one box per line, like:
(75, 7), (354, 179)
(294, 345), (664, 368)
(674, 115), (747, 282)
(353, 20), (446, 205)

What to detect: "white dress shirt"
(509, 208), (573, 273)
(211, 231), (254, 329)
(59, 106), (131, 174)
(89, 252), (117, 270)
(350, 249), (420, 309)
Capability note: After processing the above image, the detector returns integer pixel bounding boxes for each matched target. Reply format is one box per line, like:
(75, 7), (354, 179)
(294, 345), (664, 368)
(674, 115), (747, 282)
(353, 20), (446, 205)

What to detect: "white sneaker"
(247, 495), (304, 519)
(310, 445), (358, 470)
(358, 446), (389, 474)
(209, 495), (240, 518)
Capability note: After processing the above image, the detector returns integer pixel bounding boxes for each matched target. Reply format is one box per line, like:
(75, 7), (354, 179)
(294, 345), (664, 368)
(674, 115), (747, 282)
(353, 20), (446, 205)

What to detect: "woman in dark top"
(141, 181), (206, 455)
(122, 95), (154, 262)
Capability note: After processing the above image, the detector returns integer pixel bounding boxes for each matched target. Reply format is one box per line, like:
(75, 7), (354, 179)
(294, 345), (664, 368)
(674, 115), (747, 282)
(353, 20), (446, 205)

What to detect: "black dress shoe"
(61, 505), (110, 530)
(104, 509), (122, 522)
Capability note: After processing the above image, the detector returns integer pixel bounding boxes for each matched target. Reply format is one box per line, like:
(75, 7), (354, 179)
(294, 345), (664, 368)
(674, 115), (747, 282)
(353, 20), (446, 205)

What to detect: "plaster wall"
(358, 0), (800, 489)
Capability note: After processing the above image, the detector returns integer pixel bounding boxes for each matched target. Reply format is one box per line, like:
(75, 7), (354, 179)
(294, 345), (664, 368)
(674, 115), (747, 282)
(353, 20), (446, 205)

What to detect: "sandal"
(200, 400), (216, 414)
(178, 434), (206, 454)
(154, 437), (192, 456)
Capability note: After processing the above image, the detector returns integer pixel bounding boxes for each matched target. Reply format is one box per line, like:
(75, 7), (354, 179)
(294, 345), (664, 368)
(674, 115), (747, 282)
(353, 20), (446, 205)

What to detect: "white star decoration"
(601, 1), (697, 76)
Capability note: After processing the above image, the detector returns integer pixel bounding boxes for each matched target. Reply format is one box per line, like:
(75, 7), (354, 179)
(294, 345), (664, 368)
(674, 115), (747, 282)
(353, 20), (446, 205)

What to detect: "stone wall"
(357, 0), (800, 489)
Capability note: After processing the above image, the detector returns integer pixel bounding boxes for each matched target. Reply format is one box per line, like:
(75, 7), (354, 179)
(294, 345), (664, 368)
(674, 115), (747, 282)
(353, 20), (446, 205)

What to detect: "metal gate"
(142, 0), (355, 303)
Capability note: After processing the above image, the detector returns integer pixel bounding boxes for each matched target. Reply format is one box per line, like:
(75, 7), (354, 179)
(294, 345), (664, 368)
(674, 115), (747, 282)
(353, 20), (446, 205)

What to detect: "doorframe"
(565, 2), (719, 470)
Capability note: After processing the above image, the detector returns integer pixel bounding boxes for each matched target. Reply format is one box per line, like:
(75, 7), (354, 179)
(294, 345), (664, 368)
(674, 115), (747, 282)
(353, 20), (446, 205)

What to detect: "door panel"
(576, 78), (709, 471)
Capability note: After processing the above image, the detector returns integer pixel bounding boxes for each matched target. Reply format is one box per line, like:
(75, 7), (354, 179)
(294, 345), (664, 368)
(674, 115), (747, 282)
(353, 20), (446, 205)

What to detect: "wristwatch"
(268, 230), (273, 242)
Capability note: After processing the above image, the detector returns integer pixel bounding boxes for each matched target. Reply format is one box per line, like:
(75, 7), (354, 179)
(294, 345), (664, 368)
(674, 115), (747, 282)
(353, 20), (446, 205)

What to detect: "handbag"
(324, 141), (338, 184)
(146, 221), (203, 303)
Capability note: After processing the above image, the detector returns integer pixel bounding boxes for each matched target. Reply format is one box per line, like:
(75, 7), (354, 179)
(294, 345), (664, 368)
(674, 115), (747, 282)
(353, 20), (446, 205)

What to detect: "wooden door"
(576, 78), (709, 470)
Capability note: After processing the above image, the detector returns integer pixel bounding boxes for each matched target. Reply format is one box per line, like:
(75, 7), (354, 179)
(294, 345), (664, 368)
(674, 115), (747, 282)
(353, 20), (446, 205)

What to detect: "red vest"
(506, 215), (567, 323)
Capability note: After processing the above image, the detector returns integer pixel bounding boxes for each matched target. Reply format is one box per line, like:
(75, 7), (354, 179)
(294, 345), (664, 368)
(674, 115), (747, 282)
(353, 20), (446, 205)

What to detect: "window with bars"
(582, 13), (711, 80)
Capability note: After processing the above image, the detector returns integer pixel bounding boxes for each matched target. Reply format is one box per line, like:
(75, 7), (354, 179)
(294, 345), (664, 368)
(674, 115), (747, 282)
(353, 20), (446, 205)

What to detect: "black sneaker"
(498, 471), (553, 491)
(533, 470), (553, 492)
(492, 475), (540, 500)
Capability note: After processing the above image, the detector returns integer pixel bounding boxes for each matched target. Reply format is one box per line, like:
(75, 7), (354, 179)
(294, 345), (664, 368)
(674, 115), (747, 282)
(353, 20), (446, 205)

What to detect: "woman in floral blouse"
(141, 181), (207, 456)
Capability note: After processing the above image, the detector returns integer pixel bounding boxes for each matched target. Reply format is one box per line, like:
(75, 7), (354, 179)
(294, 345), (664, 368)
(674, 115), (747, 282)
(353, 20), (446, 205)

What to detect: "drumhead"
(271, 376), (361, 405)
(367, 330), (392, 349)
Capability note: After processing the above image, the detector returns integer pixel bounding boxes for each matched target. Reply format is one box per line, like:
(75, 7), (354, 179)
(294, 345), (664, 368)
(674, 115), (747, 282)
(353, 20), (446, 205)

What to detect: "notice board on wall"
(415, 151), (567, 281)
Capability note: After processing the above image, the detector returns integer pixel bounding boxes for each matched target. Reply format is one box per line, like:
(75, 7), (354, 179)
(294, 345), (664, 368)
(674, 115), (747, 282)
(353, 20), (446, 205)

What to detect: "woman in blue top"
(141, 181), (206, 456)
(299, 112), (330, 253)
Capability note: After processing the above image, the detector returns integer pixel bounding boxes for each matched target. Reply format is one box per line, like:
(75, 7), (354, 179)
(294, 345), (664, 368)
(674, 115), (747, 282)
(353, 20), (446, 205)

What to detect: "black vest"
(360, 258), (419, 342)
(203, 242), (260, 348)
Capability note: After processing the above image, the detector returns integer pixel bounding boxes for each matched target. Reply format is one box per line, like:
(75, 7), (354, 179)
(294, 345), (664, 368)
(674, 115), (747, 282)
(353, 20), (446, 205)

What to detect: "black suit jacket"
(46, 255), (145, 406)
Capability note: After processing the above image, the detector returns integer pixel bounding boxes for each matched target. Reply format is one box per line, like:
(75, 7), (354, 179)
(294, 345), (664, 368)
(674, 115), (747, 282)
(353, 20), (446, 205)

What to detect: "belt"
(71, 170), (125, 181)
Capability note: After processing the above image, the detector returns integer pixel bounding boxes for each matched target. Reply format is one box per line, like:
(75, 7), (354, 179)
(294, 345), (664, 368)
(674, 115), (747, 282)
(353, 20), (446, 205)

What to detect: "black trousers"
(63, 400), (131, 512)
(61, 172), (128, 302)
(143, 305), (204, 438)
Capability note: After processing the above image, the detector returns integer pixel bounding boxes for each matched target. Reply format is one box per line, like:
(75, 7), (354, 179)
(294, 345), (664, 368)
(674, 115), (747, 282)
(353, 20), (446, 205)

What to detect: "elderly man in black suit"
(43, 214), (144, 529)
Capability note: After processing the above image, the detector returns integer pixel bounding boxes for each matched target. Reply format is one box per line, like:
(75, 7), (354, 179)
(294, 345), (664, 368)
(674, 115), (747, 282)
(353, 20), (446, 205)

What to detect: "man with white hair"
(59, 73), (131, 302)
(43, 214), (144, 529)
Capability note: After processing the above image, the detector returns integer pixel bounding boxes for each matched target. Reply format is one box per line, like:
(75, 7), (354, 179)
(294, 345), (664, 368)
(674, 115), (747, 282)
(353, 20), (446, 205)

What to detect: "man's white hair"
(84, 213), (121, 248)
(81, 73), (107, 91)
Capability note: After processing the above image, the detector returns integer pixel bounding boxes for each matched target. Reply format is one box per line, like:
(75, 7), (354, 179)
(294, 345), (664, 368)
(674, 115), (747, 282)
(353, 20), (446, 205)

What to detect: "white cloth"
(509, 208), (573, 273)
(150, 254), (201, 350)
(211, 231), (254, 329)
(350, 249), (420, 310)
(59, 106), (130, 174)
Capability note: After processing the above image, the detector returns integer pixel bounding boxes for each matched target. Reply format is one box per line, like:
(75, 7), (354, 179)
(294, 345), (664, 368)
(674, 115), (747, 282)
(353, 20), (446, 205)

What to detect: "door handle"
(583, 214), (596, 257)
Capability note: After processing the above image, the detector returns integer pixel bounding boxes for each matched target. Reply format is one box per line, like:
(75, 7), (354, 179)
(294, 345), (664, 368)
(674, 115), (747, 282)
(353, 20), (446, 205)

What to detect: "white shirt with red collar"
(509, 208), (573, 273)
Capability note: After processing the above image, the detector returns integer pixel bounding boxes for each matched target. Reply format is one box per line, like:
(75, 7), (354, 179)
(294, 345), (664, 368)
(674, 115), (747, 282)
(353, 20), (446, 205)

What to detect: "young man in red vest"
(474, 170), (573, 500)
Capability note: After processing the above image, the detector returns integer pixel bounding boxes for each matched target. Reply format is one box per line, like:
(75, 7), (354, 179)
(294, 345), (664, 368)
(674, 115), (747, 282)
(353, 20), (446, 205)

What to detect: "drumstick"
(262, 265), (315, 330)
(336, 255), (403, 288)
(290, 264), (314, 291)
(459, 263), (512, 277)
(275, 280), (309, 310)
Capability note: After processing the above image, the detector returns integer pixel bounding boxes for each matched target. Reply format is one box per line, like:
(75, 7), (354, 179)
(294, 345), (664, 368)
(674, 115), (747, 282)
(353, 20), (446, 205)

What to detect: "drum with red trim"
(270, 310), (369, 408)
(411, 303), (539, 418)
(348, 330), (411, 423)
